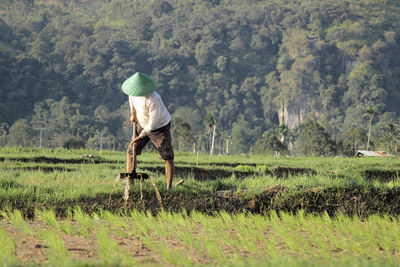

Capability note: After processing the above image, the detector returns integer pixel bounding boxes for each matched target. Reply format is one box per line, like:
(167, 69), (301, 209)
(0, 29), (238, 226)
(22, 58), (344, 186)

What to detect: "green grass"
(1, 147), (400, 217)
(39, 229), (71, 265)
(1, 209), (33, 235)
(1, 148), (400, 267)
(0, 223), (16, 265)
(1, 208), (400, 266)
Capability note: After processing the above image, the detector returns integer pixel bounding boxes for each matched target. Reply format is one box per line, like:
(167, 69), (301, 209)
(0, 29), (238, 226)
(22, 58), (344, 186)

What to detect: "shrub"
(63, 138), (86, 149)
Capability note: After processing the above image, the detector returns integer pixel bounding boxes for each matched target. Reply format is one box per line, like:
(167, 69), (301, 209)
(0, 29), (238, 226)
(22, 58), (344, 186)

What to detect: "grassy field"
(1, 147), (400, 216)
(1, 208), (400, 266)
(1, 147), (400, 265)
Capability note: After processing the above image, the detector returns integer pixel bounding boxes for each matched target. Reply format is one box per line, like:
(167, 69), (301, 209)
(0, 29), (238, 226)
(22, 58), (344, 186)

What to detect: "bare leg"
(165, 159), (174, 189)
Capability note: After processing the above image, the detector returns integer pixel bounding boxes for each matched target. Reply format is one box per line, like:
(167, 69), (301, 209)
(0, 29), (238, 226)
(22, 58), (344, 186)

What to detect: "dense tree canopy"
(251, 131), (288, 156)
(296, 120), (337, 156)
(1, 0), (400, 154)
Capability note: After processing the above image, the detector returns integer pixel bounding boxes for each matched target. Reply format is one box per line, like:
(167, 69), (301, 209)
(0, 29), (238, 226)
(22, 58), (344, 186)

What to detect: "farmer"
(122, 72), (174, 189)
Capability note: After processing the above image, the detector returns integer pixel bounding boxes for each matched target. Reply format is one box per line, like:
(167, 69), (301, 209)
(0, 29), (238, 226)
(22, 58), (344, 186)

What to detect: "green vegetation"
(1, 208), (400, 266)
(1, 148), (400, 265)
(1, 0), (400, 155)
(2, 147), (400, 217)
(0, 223), (16, 265)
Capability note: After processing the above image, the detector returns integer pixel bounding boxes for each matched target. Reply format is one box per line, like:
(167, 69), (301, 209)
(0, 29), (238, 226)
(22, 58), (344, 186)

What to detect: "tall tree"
(363, 107), (377, 150)
(171, 117), (194, 151)
(341, 127), (368, 155)
(296, 120), (336, 156)
(7, 119), (36, 147)
(252, 131), (288, 156)
(204, 113), (216, 155)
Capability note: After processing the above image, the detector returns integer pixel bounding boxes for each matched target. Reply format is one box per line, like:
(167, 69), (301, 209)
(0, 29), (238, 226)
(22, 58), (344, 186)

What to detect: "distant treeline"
(1, 0), (400, 155)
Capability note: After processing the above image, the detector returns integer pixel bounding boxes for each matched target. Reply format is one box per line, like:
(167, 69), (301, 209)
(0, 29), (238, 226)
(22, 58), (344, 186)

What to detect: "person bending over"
(122, 72), (174, 189)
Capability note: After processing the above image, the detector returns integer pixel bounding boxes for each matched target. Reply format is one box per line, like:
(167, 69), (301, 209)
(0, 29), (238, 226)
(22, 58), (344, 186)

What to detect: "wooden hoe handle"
(126, 122), (138, 173)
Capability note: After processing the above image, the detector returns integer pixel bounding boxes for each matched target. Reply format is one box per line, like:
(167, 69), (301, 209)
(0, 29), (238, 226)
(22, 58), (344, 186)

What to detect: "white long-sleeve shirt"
(129, 92), (171, 137)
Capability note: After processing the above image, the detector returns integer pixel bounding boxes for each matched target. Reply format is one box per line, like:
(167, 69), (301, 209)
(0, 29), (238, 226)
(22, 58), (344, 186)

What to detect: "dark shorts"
(135, 122), (174, 160)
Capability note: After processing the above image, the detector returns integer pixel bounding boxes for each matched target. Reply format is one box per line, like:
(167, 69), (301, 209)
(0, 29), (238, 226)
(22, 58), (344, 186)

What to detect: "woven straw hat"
(122, 72), (157, 96)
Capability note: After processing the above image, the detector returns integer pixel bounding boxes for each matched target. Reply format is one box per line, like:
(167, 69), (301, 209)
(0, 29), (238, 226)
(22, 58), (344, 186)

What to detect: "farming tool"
(119, 122), (149, 181)
(114, 122), (163, 210)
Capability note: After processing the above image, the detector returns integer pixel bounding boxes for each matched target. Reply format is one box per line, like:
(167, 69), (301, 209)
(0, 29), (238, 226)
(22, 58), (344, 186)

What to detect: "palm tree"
(363, 107), (377, 150)
(385, 123), (398, 154)
(204, 113), (216, 155)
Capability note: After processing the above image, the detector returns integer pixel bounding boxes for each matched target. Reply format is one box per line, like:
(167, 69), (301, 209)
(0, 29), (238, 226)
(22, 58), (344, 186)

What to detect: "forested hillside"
(1, 0), (400, 155)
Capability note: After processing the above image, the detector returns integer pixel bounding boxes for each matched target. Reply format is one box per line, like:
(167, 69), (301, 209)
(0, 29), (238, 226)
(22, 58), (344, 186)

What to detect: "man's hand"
(129, 136), (141, 147)
(130, 113), (137, 125)
(130, 106), (138, 125)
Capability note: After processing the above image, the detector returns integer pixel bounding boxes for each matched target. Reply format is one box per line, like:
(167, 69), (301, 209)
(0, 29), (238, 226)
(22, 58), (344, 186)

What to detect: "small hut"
(354, 150), (393, 157)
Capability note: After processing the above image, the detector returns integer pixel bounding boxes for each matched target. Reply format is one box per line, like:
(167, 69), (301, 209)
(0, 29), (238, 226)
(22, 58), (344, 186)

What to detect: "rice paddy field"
(1, 147), (400, 266)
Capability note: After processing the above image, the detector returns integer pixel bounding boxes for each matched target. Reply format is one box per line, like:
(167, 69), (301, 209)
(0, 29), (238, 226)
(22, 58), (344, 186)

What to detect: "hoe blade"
(118, 172), (150, 180)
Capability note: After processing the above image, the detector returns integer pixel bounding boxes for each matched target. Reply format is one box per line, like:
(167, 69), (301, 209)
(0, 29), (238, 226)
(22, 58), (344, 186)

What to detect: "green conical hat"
(122, 72), (157, 96)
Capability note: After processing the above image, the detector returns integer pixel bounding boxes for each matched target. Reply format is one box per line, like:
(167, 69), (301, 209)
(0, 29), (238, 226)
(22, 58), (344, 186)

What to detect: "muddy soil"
(5, 184), (400, 219)
(1, 221), (160, 265)
(0, 156), (121, 164)
(270, 167), (317, 178)
(174, 161), (258, 168)
(141, 166), (254, 180)
(362, 169), (400, 182)
(141, 166), (317, 180)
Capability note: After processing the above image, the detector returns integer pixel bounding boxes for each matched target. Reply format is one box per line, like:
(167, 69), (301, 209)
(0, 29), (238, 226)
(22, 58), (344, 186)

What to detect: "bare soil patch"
(142, 166), (253, 180)
(362, 169), (400, 183)
(1, 220), (160, 265)
(2, 221), (47, 264)
(271, 167), (317, 178)
(141, 166), (317, 180)
(0, 156), (121, 164)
